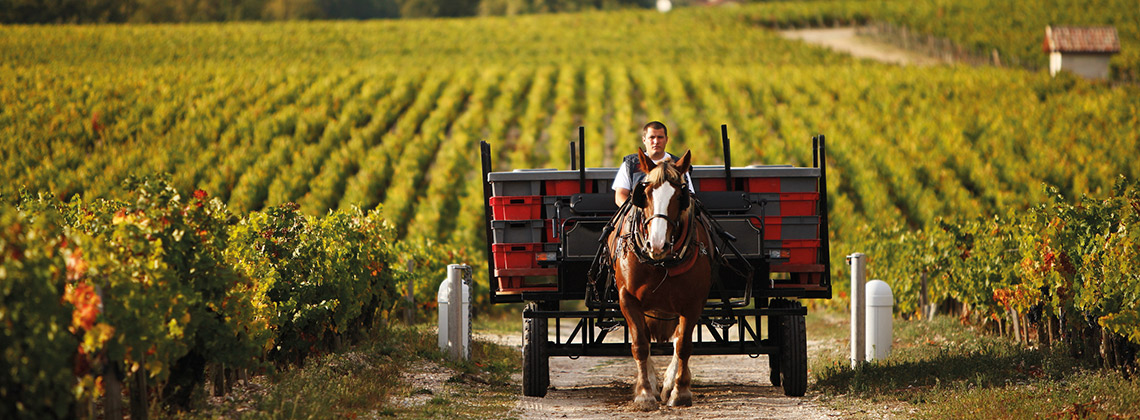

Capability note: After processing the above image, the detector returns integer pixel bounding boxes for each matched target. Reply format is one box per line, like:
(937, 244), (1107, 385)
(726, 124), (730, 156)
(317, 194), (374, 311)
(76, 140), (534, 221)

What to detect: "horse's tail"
(645, 316), (679, 343)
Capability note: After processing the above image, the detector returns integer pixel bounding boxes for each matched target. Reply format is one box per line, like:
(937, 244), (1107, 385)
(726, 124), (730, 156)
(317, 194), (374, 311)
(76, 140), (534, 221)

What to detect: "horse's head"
(630, 148), (693, 260)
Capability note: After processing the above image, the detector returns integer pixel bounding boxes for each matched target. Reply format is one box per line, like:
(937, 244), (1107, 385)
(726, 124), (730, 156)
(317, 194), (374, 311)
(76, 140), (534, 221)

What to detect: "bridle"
(625, 180), (701, 269)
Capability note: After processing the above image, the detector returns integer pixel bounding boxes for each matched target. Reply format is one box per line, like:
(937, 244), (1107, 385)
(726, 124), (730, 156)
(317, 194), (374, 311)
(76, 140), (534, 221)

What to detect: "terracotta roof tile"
(1044, 26), (1121, 54)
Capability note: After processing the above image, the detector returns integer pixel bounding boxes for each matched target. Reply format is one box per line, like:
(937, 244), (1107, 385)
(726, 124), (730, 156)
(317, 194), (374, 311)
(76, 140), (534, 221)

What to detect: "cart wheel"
(767, 299), (785, 387)
(522, 301), (549, 397)
(779, 300), (808, 397)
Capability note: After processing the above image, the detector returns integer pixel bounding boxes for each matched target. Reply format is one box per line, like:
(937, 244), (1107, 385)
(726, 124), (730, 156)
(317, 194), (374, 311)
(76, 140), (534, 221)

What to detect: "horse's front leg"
(662, 314), (696, 406)
(619, 289), (659, 411)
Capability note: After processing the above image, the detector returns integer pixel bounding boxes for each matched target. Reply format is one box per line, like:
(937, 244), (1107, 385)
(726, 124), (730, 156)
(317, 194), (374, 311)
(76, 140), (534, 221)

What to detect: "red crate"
(748, 177), (780, 193)
(784, 240), (820, 264)
(492, 243), (544, 269)
(698, 178), (728, 192)
(545, 180), (595, 195)
(780, 193), (819, 216)
(491, 196), (542, 220)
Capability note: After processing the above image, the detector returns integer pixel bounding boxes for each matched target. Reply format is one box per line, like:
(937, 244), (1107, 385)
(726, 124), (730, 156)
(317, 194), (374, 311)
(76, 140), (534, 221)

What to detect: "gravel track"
(779, 27), (941, 66)
(480, 323), (841, 419)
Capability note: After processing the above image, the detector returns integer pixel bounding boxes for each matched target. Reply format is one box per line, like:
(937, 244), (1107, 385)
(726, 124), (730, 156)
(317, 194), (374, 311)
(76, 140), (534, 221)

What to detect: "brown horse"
(608, 148), (713, 410)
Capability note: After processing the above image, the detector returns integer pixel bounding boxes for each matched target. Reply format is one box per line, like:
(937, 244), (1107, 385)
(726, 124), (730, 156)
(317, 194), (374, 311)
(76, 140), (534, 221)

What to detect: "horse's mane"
(644, 157), (683, 187)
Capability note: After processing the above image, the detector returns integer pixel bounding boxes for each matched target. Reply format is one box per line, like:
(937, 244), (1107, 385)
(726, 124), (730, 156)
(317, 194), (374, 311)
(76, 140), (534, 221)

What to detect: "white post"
(438, 279), (450, 352)
(437, 266), (473, 358)
(865, 279), (894, 361)
(440, 264), (471, 360)
(848, 253), (866, 367)
(449, 265), (462, 360)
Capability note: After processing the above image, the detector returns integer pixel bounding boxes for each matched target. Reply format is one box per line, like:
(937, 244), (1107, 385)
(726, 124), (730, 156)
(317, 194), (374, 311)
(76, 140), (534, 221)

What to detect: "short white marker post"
(865, 279), (894, 361)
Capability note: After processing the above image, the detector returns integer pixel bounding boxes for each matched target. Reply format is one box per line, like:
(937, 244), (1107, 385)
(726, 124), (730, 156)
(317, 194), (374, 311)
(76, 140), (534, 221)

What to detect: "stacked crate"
(691, 165), (822, 267)
(489, 170), (603, 293)
(489, 174), (557, 294)
(745, 173), (820, 267)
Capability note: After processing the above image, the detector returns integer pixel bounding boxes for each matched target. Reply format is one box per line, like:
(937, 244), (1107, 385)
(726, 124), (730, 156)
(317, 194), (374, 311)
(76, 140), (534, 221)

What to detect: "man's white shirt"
(612, 156), (695, 192)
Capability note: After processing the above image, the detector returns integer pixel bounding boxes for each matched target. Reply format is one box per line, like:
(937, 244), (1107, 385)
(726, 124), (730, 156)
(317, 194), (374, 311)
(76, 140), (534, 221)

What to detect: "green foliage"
(226, 203), (401, 365)
(860, 225), (954, 316)
(0, 203), (79, 419)
(38, 175), (268, 407)
(871, 179), (1140, 352)
(2, 176), (411, 413)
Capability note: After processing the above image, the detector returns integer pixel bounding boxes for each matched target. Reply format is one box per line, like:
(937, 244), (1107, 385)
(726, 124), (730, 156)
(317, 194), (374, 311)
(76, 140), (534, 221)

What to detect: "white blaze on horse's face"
(646, 182), (676, 258)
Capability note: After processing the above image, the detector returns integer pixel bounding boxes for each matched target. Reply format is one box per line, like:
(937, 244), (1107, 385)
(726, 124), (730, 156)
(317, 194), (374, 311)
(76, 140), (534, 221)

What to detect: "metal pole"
(721, 124), (733, 190)
(570, 141), (577, 170)
(578, 126), (586, 192)
(848, 253), (866, 367)
(448, 264), (464, 360)
(817, 135), (831, 288)
(463, 266), (473, 360)
(480, 141), (497, 303)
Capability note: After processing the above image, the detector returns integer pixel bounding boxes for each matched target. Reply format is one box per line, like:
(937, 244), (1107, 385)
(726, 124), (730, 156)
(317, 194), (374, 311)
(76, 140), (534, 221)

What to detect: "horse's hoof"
(633, 398), (659, 411)
(667, 394), (692, 407)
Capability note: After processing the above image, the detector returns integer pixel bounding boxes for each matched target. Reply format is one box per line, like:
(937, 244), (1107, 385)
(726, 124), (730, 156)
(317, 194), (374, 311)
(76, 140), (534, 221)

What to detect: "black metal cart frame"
(479, 126), (832, 397)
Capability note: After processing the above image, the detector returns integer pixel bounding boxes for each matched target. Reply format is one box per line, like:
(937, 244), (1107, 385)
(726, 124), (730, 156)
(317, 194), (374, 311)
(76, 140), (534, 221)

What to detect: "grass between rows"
(187, 322), (521, 419)
(181, 307), (1138, 419)
(806, 309), (1140, 419)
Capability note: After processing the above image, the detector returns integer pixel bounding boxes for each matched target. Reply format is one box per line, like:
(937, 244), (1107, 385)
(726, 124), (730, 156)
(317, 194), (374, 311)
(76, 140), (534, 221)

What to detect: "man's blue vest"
(622, 152), (680, 187)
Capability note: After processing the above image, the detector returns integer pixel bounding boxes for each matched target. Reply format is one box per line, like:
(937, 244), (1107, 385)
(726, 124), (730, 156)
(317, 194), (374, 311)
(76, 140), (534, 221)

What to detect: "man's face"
(642, 127), (668, 159)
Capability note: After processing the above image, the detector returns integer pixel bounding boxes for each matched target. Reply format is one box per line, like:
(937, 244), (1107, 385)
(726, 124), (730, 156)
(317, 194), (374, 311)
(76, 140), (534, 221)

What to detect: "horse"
(607, 148), (713, 410)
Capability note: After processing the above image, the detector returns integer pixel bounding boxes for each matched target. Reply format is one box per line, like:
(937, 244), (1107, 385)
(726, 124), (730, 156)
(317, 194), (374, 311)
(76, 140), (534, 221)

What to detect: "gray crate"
(781, 177), (818, 193)
(492, 219), (547, 243)
(772, 216), (819, 240)
(488, 168), (619, 196)
(491, 180), (541, 196)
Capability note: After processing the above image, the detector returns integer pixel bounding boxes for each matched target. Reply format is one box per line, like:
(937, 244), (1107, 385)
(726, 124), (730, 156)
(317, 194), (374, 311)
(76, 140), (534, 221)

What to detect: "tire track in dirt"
(483, 328), (841, 419)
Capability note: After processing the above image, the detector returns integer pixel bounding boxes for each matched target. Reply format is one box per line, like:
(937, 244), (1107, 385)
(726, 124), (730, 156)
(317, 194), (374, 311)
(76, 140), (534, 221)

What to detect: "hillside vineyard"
(4, 4), (1140, 416)
(2, 3), (1138, 334)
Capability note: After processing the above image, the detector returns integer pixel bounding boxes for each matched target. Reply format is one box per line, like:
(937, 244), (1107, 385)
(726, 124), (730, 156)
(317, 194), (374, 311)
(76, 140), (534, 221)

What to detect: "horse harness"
(616, 196), (707, 276)
(587, 184), (757, 329)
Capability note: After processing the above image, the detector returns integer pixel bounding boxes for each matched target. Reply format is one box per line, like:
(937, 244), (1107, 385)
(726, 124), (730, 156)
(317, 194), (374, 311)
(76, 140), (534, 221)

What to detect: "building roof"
(1044, 26), (1121, 54)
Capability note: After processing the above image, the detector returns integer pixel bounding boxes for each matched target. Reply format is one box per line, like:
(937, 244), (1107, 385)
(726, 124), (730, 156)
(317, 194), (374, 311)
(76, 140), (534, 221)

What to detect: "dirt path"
(779, 27), (941, 66)
(482, 324), (842, 419)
